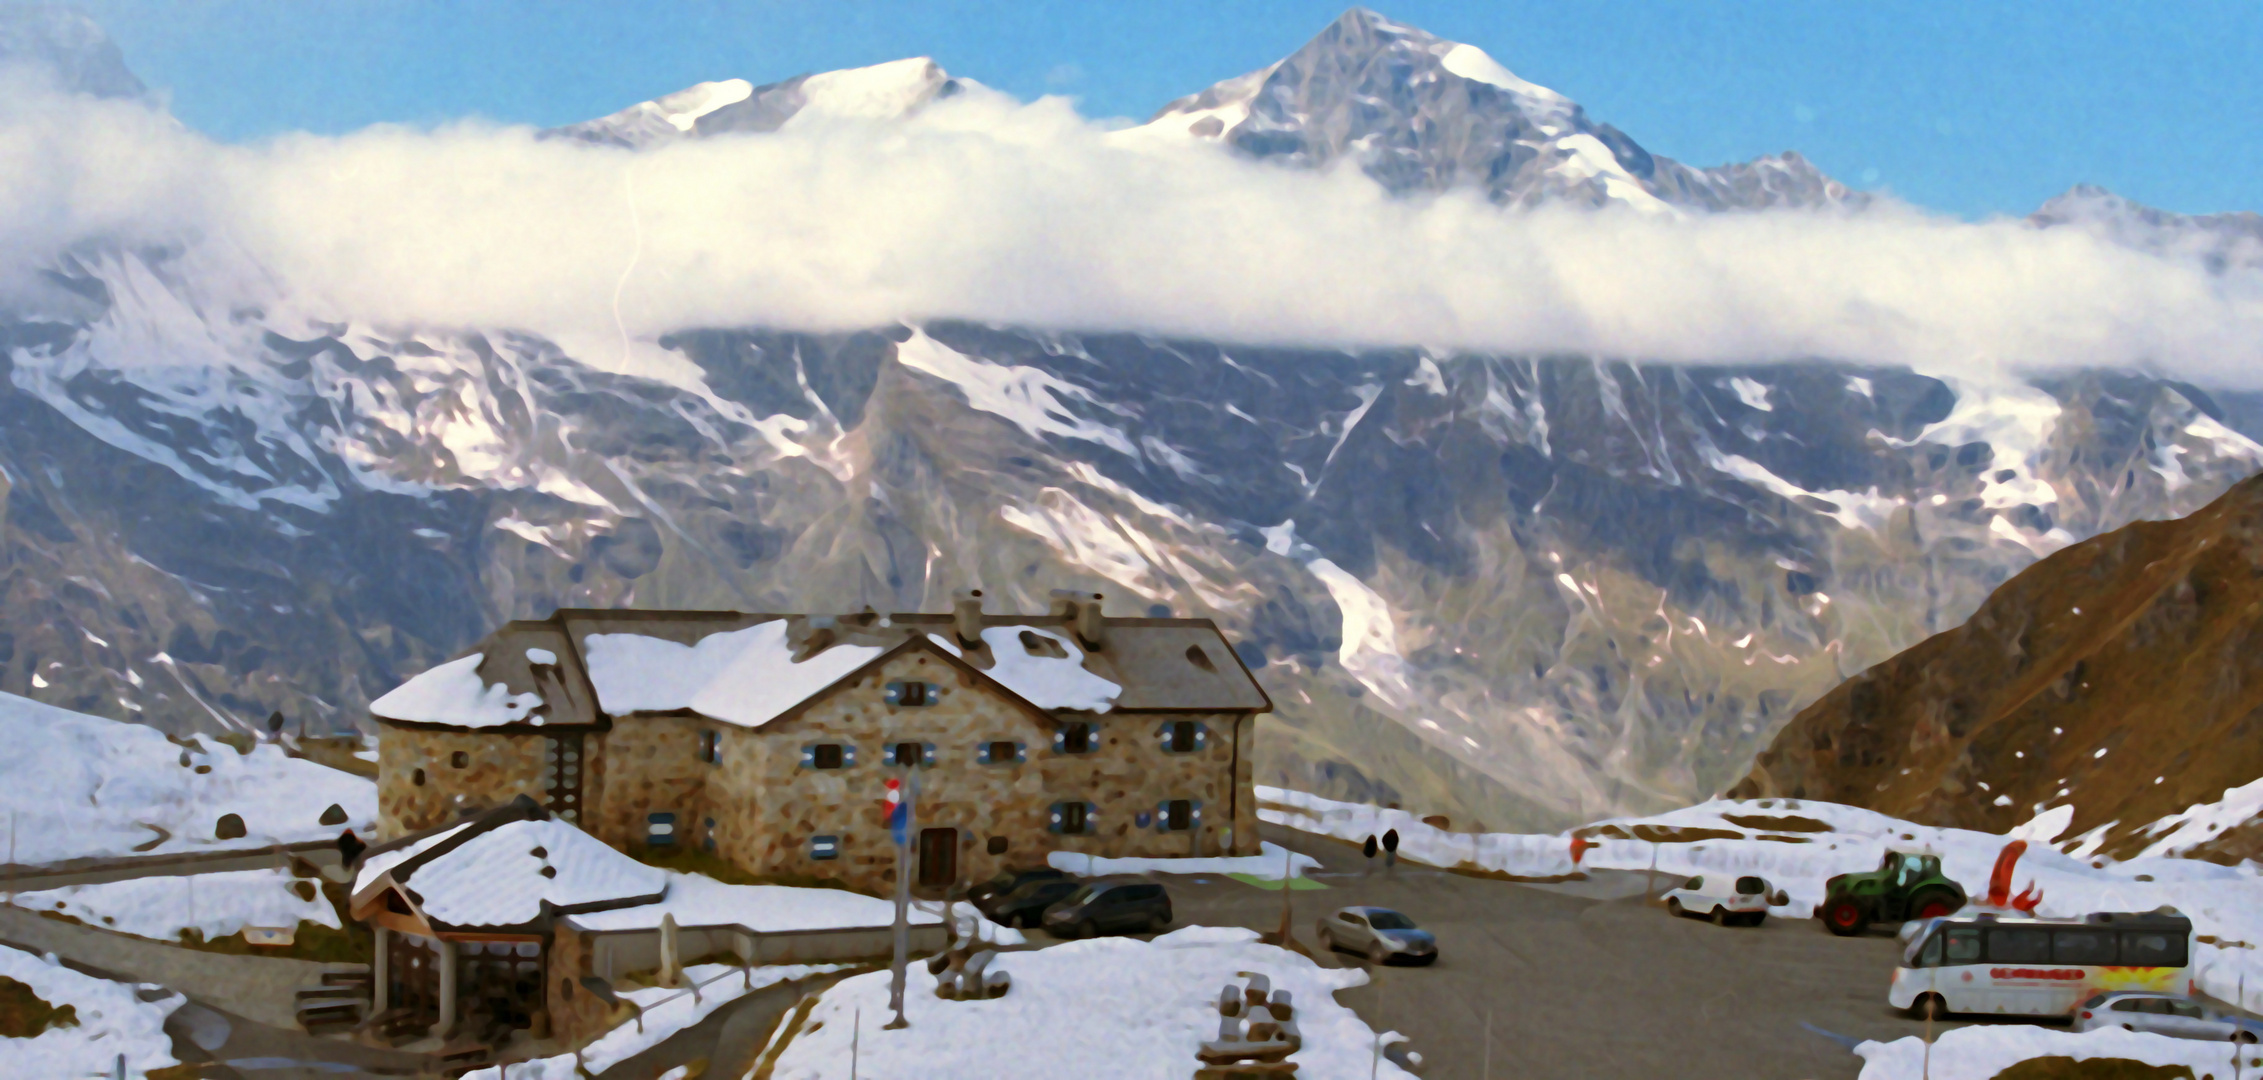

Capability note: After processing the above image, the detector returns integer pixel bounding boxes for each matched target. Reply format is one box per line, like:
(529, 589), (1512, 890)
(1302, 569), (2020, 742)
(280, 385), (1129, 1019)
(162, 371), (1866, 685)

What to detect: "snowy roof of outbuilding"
(565, 871), (942, 935)
(368, 605), (1267, 732)
(352, 799), (666, 930)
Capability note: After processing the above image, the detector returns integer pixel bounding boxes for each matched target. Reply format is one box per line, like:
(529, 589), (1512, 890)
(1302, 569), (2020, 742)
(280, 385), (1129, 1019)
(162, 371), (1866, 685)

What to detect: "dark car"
(1041, 880), (1172, 938)
(976, 878), (1083, 929)
(968, 866), (1066, 906)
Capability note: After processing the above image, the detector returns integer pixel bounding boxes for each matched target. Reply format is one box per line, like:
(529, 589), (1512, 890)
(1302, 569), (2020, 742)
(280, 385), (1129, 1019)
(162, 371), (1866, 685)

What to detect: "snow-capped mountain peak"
(546, 56), (967, 147)
(1133, 6), (1853, 213)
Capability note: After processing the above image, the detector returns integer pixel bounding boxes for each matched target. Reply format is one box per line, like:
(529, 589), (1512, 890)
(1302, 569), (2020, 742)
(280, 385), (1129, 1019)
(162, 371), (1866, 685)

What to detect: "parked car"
(2074, 992), (2263, 1043)
(968, 866), (1066, 905)
(976, 877), (1083, 929)
(1819, 851), (1966, 936)
(1041, 880), (1172, 938)
(1662, 874), (1774, 927)
(1316, 906), (1437, 965)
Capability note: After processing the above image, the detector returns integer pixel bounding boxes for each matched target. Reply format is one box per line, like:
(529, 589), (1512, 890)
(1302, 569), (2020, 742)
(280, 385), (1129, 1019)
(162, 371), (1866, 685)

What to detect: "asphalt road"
(1150, 825), (1958, 1080)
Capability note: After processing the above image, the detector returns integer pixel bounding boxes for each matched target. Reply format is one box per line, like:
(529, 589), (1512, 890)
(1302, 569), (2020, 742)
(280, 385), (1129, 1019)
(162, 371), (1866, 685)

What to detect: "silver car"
(2074, 992), (2263, 1043)
(1316, 906), (1437, 965)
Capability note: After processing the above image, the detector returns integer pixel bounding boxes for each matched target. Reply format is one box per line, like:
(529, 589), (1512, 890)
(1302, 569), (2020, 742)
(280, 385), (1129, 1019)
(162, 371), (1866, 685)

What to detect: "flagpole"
(886, 773), (916, 1030)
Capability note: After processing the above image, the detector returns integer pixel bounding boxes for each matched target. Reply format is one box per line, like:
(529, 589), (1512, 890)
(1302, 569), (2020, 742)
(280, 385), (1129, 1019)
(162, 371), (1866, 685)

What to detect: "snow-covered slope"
(0, 692), (376, 865)
(767, 926), (1415, 1080)
(0, 945), (182, 1077)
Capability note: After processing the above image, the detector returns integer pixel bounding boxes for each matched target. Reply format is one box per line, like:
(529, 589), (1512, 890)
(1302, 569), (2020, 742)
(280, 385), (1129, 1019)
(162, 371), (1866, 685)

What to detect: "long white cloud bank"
(3, 71), (2260, 384)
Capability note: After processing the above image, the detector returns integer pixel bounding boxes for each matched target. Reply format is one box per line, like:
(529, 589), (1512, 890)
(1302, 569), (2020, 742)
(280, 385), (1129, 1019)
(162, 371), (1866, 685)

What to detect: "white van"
(1890, 910), (2193, 1018)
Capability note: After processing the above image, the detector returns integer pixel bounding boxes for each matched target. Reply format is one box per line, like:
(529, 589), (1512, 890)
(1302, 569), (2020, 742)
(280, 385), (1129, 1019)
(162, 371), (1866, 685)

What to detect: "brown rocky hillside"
(1728, 470), (2263, 863)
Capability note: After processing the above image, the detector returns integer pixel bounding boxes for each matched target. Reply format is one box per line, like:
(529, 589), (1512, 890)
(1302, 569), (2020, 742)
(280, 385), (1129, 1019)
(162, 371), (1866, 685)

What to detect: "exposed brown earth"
(1729, 471), (2263, 862)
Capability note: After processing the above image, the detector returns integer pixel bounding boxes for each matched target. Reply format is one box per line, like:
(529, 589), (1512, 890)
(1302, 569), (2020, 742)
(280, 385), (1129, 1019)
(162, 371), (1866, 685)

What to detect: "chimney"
(953, 588), (985, 648)
(793, 615), (837, 661)
(1074, 591), (1106, 652)
(1048, 589), (1082, 620)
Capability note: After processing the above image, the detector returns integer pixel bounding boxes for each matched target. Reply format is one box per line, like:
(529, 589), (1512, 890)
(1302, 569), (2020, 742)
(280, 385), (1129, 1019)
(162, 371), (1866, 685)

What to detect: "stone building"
(368, 592), (1269, 893)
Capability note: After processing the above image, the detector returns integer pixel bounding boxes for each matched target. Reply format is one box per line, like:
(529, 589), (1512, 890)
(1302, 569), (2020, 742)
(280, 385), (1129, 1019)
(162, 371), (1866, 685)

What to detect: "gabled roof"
(350, 797), (666, 932)
(370, 606), (1270, 732)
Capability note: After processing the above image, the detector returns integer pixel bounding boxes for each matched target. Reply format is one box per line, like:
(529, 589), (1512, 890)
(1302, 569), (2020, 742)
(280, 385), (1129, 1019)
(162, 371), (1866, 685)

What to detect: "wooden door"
(917, 828), (957, 889)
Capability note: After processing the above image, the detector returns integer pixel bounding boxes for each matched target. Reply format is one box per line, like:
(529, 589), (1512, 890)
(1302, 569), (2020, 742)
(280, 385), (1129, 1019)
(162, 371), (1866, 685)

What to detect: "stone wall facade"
(706, 649), (1056, 893)
(375, 725), (550, 838)
(376, 645), (1257, 892)
(544, 925), (614, 1045)
(584, 715), (706, 850)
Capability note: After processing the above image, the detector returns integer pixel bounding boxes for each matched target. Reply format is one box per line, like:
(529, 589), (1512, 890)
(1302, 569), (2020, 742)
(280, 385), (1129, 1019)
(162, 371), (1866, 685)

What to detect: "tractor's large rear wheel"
(1909, 891), (1959, 921)
(1822, 898), (1869, 937)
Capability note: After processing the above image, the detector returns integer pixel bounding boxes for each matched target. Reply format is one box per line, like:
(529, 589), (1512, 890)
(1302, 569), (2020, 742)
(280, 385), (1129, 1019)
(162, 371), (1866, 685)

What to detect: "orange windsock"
(1987, 839), (2028, 907)
(1570, 836), (1595, 865)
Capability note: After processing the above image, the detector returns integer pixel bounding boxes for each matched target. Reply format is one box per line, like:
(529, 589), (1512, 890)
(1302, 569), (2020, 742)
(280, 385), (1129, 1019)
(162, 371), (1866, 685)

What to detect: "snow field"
(1259, 786), (2263, 1013)
(765, 926), (1416, 1080)
(1856, 1025), (2263, 1080)
(1046, 840), (1321, 880)
(0, 691), (378, 865)
(8, 867), (339, 943)
(0, 944), (183, 1078)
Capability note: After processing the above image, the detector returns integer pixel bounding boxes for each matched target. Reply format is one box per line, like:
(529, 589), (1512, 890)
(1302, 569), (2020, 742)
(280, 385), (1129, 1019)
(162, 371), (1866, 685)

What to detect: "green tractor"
(1818, 850), (1966, 936)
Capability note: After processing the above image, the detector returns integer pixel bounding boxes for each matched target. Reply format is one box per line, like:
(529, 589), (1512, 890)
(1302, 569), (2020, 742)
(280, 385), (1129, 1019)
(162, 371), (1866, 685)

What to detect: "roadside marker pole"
(851, 1006), (861, 1080)
(1370, 961), (1382, 1080)
(1922, 999), (1933, 1080)
(1482, 1007), (1492, 1080)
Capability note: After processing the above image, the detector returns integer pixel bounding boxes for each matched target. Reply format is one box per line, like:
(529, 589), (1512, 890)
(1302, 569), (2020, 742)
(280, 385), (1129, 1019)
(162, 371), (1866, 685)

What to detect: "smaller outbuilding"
(350, 796), (947, 1048)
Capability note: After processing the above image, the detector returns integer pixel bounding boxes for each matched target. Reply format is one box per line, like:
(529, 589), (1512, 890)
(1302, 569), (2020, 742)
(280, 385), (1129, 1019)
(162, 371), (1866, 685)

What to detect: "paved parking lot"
(1146, 825), (1955, 1080)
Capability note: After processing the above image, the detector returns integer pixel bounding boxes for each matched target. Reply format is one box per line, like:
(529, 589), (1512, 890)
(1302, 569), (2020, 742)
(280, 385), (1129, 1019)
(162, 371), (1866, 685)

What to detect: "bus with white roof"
(1891, 910), (2194, 1019)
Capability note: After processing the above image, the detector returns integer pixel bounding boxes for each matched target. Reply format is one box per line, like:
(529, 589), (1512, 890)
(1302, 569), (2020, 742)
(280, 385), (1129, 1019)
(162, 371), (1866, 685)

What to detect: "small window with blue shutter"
(1049, 801), (1096, 835)
(646, 812), (677, 846)
(977, 740), (1026, 765)
(1053, 721), (1096, 755)
(1159, 799), (1202, 832)
(885, 681), (940, 707)
(697, 729), (720, 765)
(804, 743), (853, 769)
(1159, 720), (1209, 754)
(810, 835), (840, 860)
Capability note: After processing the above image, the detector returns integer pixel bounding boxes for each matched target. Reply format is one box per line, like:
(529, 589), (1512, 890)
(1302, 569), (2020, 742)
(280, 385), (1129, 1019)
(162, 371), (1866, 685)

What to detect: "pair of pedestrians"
(1362, 829), (1399, 875)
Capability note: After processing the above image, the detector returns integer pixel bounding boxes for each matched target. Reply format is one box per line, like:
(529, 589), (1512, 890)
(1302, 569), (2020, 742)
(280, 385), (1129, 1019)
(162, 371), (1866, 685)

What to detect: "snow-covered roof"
(582, 619), (886, 728)
(353, 819), (474, 895)
(369, 653), (543, 728)
(369, 607), (1267, 732)
(355, 802), (666, 930)
(565, 871), (942, 935)
(929, 626), (1119, 712)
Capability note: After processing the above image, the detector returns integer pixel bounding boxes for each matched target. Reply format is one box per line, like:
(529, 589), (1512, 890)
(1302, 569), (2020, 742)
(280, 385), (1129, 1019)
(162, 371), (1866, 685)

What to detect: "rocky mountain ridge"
(1730, 471), (2263, 864)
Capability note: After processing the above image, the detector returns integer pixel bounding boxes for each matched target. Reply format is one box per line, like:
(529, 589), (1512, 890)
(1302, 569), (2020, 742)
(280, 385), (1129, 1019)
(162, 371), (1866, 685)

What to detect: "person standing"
(1362, 834), (1378, 876)
(1382, 829), (1399, 874)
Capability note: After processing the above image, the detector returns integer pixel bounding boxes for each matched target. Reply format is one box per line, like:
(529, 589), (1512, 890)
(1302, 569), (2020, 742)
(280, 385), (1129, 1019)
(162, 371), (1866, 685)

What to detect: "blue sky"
(85, 0), (2261, 218)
